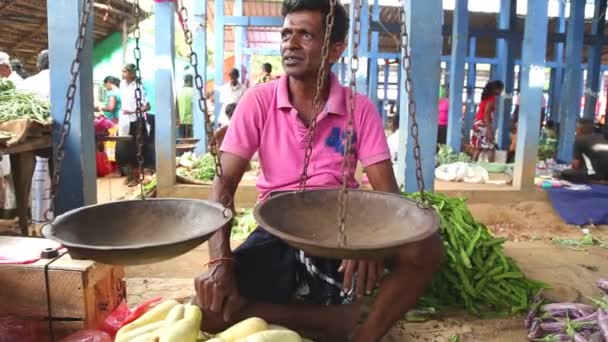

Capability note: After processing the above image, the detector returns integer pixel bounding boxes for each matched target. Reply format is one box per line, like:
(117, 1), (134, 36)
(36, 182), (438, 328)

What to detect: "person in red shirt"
(471, 80), (504, 162)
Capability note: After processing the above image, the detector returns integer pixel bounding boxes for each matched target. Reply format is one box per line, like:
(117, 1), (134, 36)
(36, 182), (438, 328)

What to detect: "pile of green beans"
(0, 80), (50, 124)
(406, 191), (548, 315)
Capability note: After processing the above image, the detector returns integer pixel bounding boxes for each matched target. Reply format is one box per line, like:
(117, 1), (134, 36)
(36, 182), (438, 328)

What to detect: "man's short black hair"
(103, 76), (120, 87)
(124, 63), (137, 73)
(229, 68), (240, 79)
(262, 63), (272, 74)
(282, 0), (350, 43)
(225, 103), (237, 119)
(36, 50), (49, 71)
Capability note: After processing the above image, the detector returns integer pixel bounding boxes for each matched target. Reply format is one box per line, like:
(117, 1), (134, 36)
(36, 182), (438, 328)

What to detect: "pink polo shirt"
(221, 73), (391, 200)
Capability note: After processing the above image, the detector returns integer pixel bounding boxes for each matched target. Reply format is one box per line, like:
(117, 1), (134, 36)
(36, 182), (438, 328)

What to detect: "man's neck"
(288, 75), (330, 120)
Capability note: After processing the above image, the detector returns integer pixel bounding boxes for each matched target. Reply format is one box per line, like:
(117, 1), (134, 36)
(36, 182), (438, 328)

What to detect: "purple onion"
(574, 312), (599, 324)
(542, 303), (596, 314)
(597, 279), (608, 296)
(526, 296), (544, 328)
(598, 309), (608, 340)
(532, 333), (574, 342)
(574, 333), (588, 342)
(588, 331), (602, 342)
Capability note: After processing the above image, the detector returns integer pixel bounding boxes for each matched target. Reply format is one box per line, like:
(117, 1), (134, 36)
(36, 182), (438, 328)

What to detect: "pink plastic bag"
(59, 330), (112, 342)
(99, 297), (163, 337)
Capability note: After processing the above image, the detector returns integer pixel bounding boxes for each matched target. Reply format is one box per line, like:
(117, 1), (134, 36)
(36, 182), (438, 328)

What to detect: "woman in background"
(437, 85), (449, 146)
(471, 80), (504, 162)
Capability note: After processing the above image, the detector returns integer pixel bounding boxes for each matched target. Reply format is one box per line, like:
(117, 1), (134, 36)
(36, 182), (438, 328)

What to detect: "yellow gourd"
(159, 304), (203, 342)
(266, 324), (288, 331)
(235, 330), (301, 342)
(217, 317), (268, 342)
(116, 300), (179, 339)
(115, 321), (165, 342)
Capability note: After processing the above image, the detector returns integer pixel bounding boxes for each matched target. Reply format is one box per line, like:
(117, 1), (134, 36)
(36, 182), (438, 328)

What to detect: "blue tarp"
(546, 184), (608, 225)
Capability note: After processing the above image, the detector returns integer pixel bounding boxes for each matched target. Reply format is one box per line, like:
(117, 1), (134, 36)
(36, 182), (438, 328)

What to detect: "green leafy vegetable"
(231, 209), (257, 240)
(437, 144), (471, 165)
(0, 79), (51, 124)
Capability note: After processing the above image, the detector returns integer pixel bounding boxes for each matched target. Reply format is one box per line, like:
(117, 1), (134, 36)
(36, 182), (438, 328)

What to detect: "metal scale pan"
(254, 189), (440, 260)
(43, 198), (231, 265)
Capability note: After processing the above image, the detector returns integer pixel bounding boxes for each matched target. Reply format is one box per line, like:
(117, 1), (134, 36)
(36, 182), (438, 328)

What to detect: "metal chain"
(400, 6), (428, 206)
(298, 0), (338, 191)
(44, 0), (94, 222)
(336, 0), (361, 247)
(133, 0), (146, 199)
(176, 1), (230, 207)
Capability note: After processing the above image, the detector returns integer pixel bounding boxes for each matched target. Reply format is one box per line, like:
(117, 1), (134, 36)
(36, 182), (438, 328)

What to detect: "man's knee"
(393, 233), (444, 271)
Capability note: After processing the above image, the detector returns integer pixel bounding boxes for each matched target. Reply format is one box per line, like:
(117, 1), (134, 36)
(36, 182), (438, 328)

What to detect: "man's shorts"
(233, 227), (355, 306)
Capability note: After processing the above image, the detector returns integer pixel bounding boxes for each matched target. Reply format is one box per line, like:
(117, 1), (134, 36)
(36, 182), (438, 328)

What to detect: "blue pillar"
(382, 61), (390, 122)
(550, 0), (566, 123)
(495, 0), (517, 150)
(513, 0), (549, 189)
(368, 0), (380, 111)
(155, 1), (176, 188)
(464, 37), (477, 141)
(193, 0), (207, 154)
(340, 58), (347, 84)
(347, 0), (369, 95)
(446, 0), (468, 152)
(557, 0), (585, 162)
(234, 0), (245, 83)
(213, 0), (225, 126)
(48, 0), (96, 213)
(584, 0), (606, 120)
(397, 0), (442, 192)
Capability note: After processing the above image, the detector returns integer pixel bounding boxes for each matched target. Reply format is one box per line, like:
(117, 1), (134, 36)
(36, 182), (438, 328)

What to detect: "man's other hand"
(339, 259), (384, 298)
(194, 261), (246, 322)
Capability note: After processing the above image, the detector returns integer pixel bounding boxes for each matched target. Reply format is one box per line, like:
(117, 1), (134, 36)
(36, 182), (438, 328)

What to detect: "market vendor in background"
(218, 68), (246, 127)
(116, 63), (151, 186)
(471, 80), (504, 162)
(560, 118), (608, 184)
(18, 50), (50, 101)
(194, 1), (443, 341)
(95, 76), (121, 124)
(0, 51), (23, 86)
(177, 74), (194, 138)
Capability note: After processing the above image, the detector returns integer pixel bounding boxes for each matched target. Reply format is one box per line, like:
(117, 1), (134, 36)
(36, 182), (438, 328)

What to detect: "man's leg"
(199, 233), (443, 342)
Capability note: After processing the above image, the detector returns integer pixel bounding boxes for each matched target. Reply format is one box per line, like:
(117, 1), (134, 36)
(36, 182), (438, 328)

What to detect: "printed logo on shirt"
(325, 127), (357, 155)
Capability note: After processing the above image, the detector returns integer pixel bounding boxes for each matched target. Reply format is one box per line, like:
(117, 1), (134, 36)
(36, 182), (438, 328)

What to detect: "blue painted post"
(48, 0), (96, 213)
(340, 58), (347, 84)
(348, 0), (369, 95)
(155, 1), (176, 188)
(234, 0), (245, 83)
(551, 0), (566, 123)
(513, 0), (549, 189)
(464, 37), (478, 141)
(193, 0), (207, 154)
(495, 0), (517, 150)
(397, 0), (442, 192)
(368, 0), (380, 109)
(557, 0), (585, 162)
(584, 0), (606, 120)
(213, 0), (225, 127)
(382, 61), (390, 123)
(446, 0), (468, 152)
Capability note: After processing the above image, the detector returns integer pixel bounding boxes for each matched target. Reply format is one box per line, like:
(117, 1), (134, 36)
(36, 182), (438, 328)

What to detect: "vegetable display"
(0, 79), (51, 124)
(526, 279), (608, 341)
(437, 144), (471, 165)
(405, 191), (548, 315)
(231, 209), (257, 240)
(177, 152), (217, 182)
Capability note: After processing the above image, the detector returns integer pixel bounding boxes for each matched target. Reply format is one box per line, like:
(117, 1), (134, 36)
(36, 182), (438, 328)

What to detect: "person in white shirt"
(116, 63), (151, 186)
(218, 68), (246, 126)
(0, 51), (23, 86)
(17, 50), (50, 101)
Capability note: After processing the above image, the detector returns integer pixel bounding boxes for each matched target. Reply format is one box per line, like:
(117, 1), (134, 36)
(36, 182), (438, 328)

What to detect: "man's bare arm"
(365, 159), (400, 194)
(208, 152), (250, 258)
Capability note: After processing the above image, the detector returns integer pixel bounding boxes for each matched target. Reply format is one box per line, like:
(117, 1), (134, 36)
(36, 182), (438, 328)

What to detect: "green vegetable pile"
(437, 144), (471, 165)
(0, 79), (51, 124)
(406, 191), (548, 315)
(176, 152), (216, 182)
(231, 209), (257, 240)
(551, 234), (608, 251)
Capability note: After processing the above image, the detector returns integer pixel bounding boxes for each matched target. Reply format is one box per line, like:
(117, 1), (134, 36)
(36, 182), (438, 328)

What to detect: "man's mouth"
(283, 56), (302, 65)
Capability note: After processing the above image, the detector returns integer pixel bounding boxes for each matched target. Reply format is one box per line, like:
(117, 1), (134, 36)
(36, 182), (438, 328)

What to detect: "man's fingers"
(355, 261), (367, 298)
(210, 283), (225, 313)
(203, 279), (214, 310)
(338, 259), (347, 273)
(223, 294), (239, 322)
(365, 262), (377, 294)
(342, 260), (356, 292)
(376, 260), (384, 284)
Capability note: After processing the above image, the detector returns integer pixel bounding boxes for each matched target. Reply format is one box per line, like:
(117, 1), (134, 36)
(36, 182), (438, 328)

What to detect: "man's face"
(0, 64), (10, 78)
(280, 10), (345, 80)
(104, 81), (113, 90)
(122, 69), (135, 81)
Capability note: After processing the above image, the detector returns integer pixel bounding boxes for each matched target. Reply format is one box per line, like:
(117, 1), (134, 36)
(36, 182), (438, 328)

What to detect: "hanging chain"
(336, 0), (361, 247)
(177, 1), (222, 178)
(132, 0), (146, 199)
(298, 0), (338, 191)
(400, 6), (428, 206)
(44, 0), (94, 222)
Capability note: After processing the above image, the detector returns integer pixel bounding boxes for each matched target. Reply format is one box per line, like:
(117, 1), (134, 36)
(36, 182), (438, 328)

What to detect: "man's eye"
(303, 33), (312, 40)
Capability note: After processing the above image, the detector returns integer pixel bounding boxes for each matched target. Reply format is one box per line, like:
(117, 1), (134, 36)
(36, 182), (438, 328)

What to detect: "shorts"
(471, 120), (496, 150)
(233, 227), (354, 306)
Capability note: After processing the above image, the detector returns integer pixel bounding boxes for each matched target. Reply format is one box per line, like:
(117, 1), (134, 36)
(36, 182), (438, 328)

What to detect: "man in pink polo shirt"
(194, 0), (443, 341)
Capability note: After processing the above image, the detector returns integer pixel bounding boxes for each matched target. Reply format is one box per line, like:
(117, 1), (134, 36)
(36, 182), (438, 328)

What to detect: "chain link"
(298, 0), (338, 191)
(336, 0), (361, 247)
(44, 0), (94, 222)
(399, 6), (428, 207)
(132, 0), (146, 199)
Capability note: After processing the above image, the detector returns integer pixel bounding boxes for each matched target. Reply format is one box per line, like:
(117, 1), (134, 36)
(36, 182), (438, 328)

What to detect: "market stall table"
(0, 135), (52, 235)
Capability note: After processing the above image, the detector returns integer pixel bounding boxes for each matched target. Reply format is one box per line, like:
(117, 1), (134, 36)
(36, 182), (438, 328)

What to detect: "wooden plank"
(0, 135), (51, 155)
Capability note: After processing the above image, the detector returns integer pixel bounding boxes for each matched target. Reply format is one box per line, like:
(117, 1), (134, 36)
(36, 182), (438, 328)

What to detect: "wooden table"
(0, 136), (52, 236)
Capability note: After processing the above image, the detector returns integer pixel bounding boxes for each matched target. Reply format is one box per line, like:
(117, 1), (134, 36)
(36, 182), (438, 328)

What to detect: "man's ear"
(328, 41), (347, 64)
